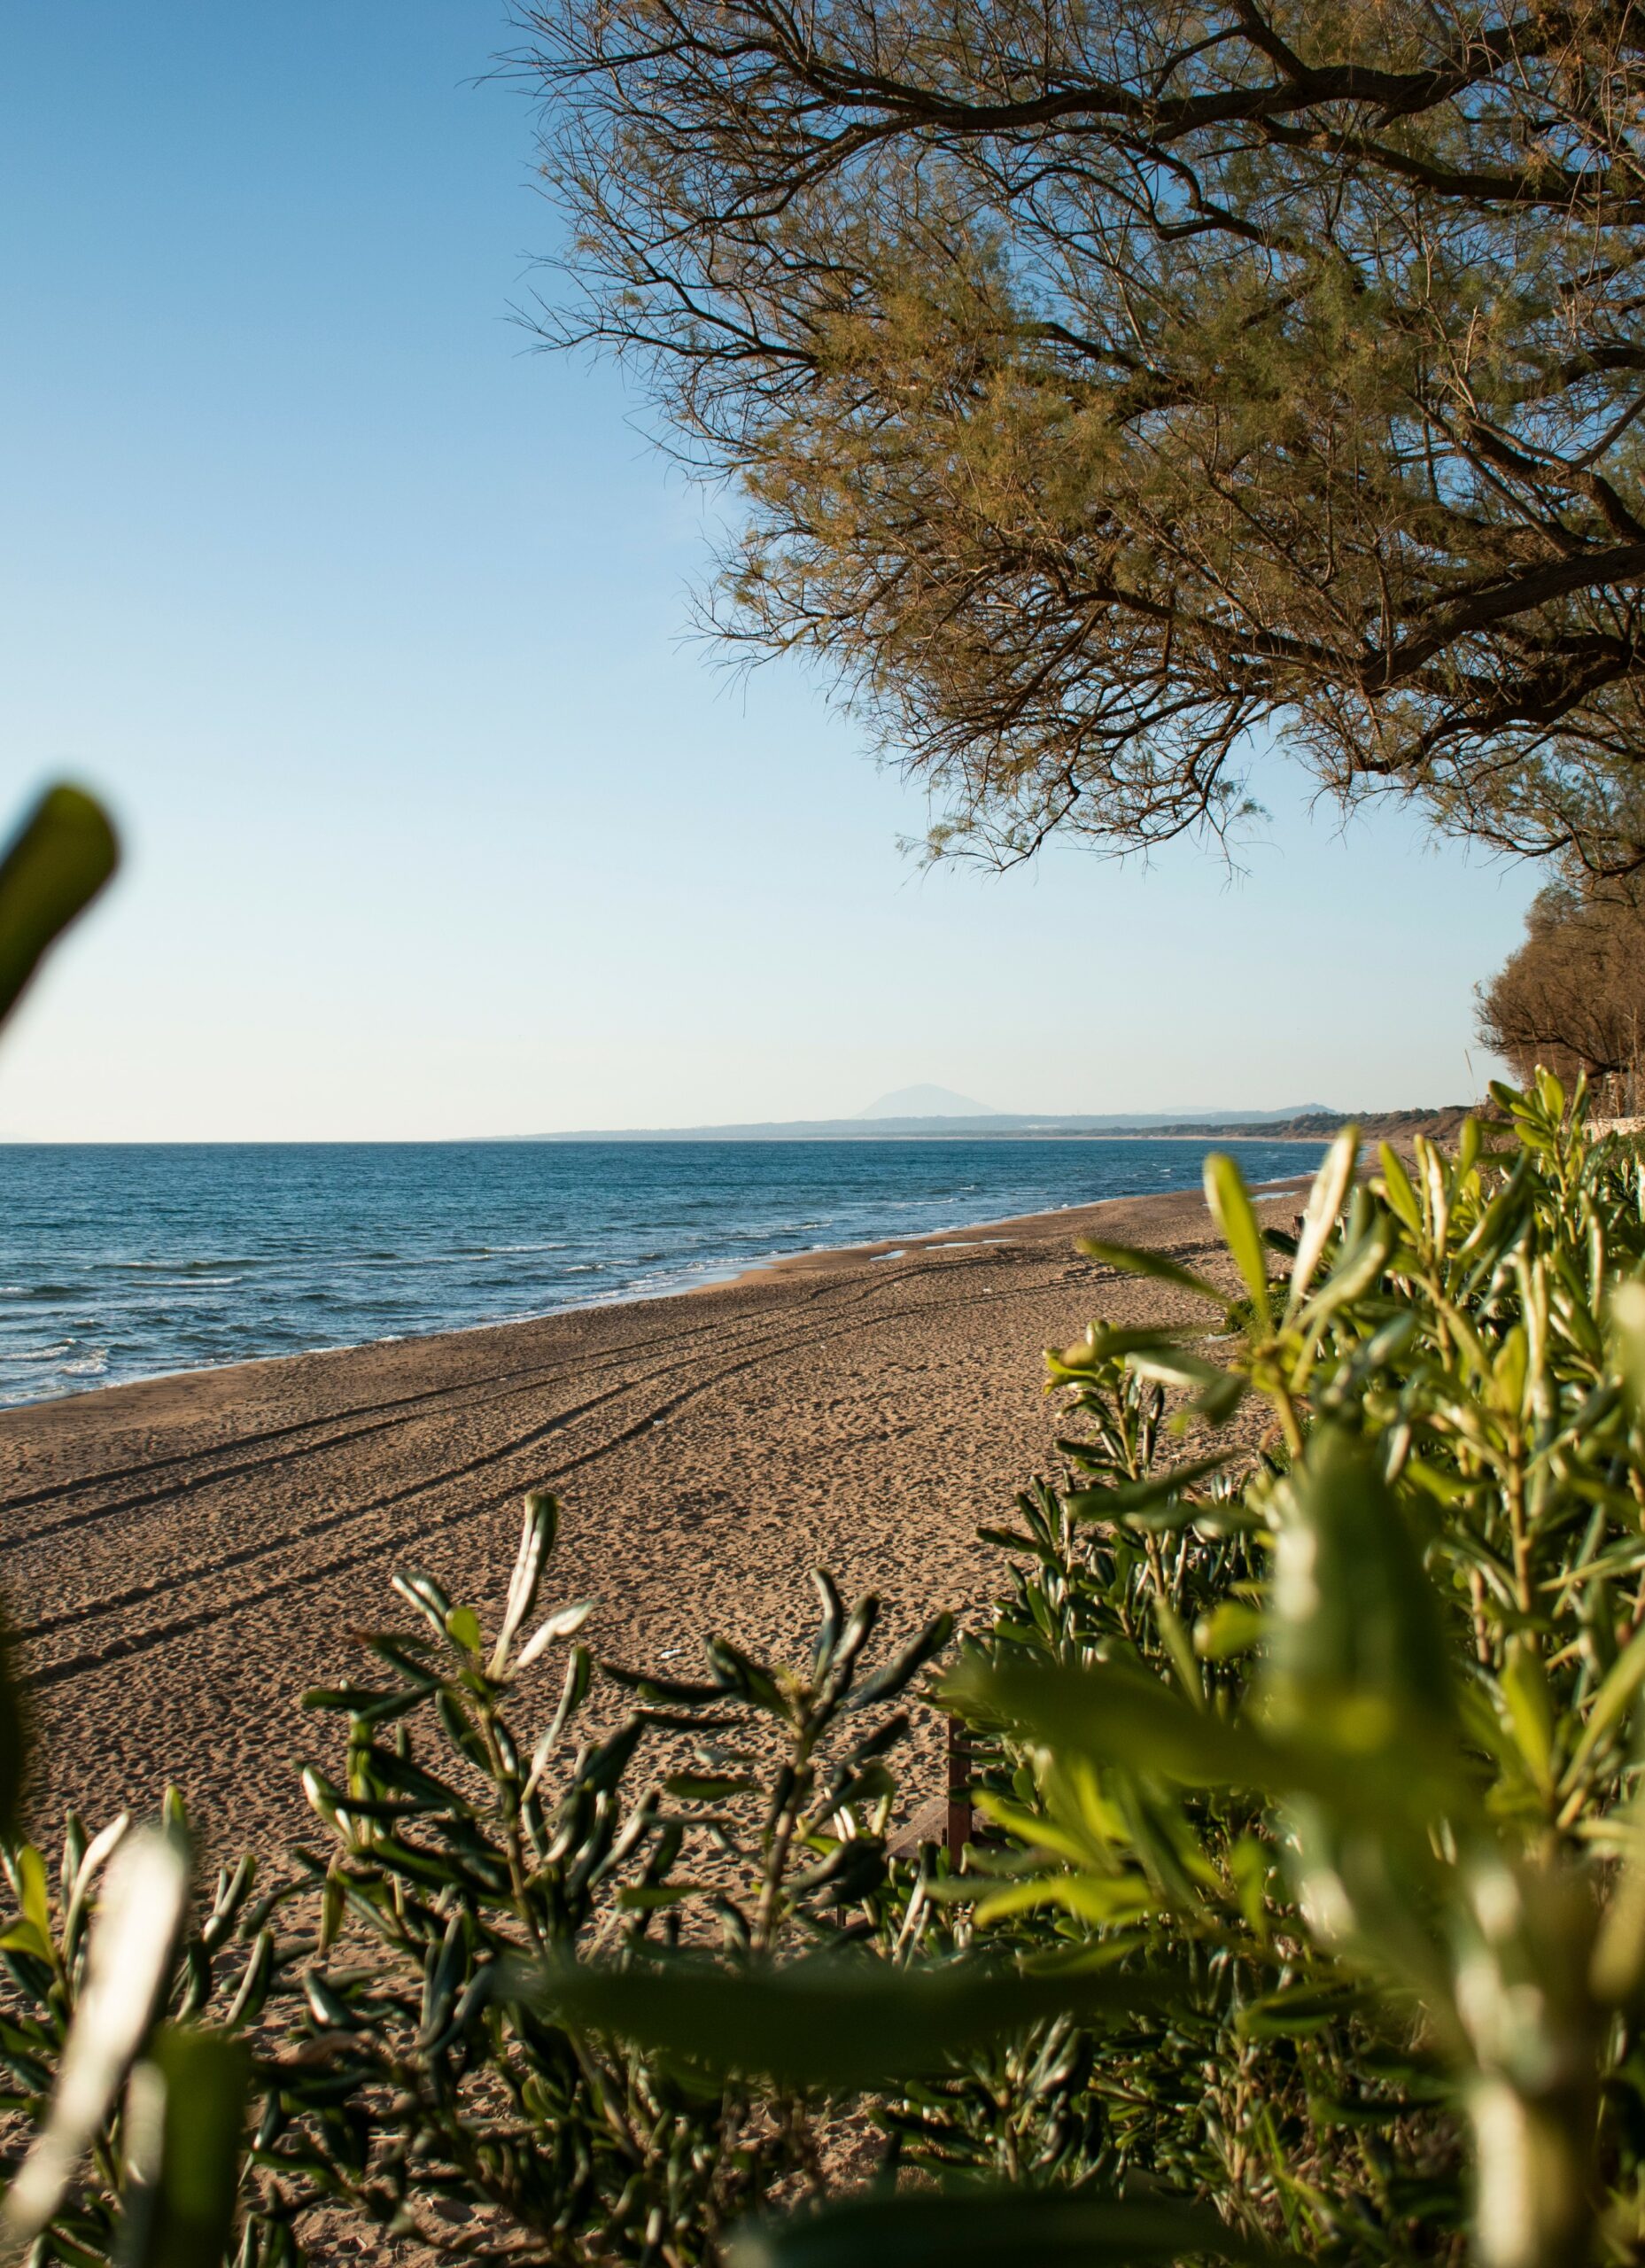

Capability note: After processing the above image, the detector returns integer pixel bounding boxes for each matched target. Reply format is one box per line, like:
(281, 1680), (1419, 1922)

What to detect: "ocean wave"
(344, 1253), (472, 1270)
(0, 1340), (74, 1363)
(109, 1257), (260, 1272)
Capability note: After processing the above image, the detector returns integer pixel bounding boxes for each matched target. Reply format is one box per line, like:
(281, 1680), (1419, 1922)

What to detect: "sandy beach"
(0, 1177), (1307, 1861)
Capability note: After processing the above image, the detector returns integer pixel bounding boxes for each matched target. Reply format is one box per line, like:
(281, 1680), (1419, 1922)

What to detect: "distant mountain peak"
(857, 1084), (998, 1119)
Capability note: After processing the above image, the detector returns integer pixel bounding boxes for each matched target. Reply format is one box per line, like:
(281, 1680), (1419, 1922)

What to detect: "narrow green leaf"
(841, 1612), (955, 1713)
(665, 1774), (755, 1802)
(0, 786), (119, 1030)
(1564, 1619), (1645, 1788)
(1204, 1153), (1272, 1324)
(16, 1845), (50, 1944)
(445, 1605), (483, 1655)
(1288, 1224), (1388, 1324)
(489, 1489), (559, 1676)
(1048, 1321), (1197, 1372)
(1376, 1144), (1423, 1234)
(973, 1874), (1156, 1928)
(1287, 1127), (1359, 1312)
(705, 1637), (791, 1717)
(1064, 1453), (1230, 1525)
(602, 1662), (726, 1706)
(518, 1952), (1176, 2090)
(728, 2190), (1300, 2268)
(1610, 1278), (1645, 1419)
(1121, 1347), (1226, 1394)
(514, 1597), (596, 1672)
(1, 1829), (188, 2252)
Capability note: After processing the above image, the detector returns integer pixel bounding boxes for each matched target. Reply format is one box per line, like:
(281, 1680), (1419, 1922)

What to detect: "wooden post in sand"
(945, 1718), (972, 1854)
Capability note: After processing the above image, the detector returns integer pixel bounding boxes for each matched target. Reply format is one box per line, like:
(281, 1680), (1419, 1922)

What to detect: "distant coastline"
(521, 1106), (1467, 1145)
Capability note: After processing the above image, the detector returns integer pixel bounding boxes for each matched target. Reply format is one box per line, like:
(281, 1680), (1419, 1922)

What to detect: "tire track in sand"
(19, 1265), (1063, 1686)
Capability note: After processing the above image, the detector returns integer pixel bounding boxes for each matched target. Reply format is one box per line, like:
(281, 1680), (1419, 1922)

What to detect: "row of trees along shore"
(14, 0), (1645, 2262)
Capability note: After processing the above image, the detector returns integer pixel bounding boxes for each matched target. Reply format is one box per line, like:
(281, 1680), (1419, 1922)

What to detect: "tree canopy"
(517, 0), (1645, 868)
(1477, 875), (1645, 1088)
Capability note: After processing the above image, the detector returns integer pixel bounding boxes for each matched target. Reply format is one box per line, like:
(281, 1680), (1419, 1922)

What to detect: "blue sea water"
(0, 1138), (1327, 1409)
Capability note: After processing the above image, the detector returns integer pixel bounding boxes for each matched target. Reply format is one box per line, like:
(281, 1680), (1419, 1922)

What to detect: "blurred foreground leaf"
(1, 1829), (187, 2254)
(953, 1644), (1463, 1834)
(524, 1953), (1171, 2089)
(0, 785), (118, 1029)
(729, 2190), (1301, 2268)
(120, 2027), (249, 2268)
(1262, 1424), (1459, 1743)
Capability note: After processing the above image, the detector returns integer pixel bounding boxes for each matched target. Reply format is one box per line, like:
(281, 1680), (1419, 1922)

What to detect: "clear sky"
(0, 2), (1537, 1140)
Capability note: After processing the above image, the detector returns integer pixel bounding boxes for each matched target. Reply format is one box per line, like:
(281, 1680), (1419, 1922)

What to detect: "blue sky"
(0, 2), (1537, 1139)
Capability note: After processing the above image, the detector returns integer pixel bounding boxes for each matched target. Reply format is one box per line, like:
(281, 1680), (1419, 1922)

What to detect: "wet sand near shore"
(0, 1177), (1308, 1860)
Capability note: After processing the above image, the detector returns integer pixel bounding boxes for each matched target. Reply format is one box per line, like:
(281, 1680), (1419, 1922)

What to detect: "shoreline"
(4, 1146), (1328, 1419)
(0, 1174), (1309, 1857)
(718, 1163), (1320, 1291)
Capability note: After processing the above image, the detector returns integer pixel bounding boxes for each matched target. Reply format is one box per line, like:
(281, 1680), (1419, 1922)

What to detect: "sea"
(0, 1137), (1327, 1409)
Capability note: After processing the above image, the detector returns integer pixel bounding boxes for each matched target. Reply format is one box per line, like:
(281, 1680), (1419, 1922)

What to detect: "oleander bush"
(0, 1512), (955, 2268)
(500, 1081), (1645, 2268)
(12, 777), (1645, 2264)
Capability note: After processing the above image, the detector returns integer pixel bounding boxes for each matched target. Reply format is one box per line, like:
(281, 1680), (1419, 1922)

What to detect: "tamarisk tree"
(518, 0), (1645, 870)
(1478, 874), (1645, 1088)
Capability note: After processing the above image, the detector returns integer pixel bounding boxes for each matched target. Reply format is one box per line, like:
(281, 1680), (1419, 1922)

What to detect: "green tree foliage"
(516, 0), (1645, 872)
(1478, 878), (1645, 1093)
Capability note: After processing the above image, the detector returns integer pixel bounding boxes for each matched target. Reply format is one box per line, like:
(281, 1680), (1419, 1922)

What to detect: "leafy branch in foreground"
(933, 1091), (1645, 2268)
(265, 1516), (956, 2265)
(0, 1511), (958, 2268)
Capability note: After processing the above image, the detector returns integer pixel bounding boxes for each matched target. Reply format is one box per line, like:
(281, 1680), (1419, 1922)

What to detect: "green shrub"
(0, 1517), (954, 2266)
(538, 1082), (1645, 2268)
